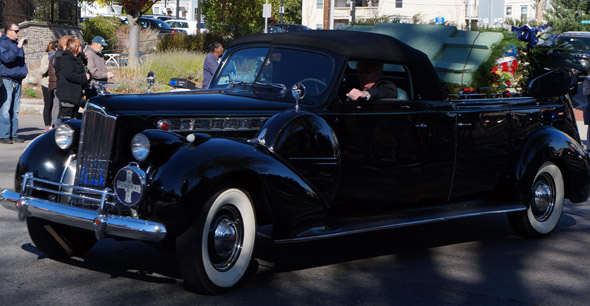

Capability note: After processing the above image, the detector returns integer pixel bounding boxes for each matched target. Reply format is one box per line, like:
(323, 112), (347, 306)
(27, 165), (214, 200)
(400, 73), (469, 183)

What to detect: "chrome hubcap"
(208, 206), (243, 271)
(532, 174), (555, 222)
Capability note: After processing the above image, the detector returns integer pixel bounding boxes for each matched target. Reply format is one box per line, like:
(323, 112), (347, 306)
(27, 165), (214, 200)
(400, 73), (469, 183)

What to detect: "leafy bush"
(23, 87), (37, 98)
(158, 33), (231, 53)
(81, 16), (121, 49)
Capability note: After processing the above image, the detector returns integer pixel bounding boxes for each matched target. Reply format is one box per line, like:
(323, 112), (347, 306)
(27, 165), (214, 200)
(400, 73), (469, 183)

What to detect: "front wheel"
(509, 162), (565, 237)
(176, 186), (257, 294)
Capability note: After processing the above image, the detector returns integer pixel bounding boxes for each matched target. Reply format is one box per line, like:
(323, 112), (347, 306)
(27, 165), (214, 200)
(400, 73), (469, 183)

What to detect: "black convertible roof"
(230, 30), (447, 100)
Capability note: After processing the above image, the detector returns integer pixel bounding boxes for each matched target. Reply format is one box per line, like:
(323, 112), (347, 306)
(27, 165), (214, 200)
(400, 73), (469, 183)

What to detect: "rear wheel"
(176, 186), (257, 294)
(26, 217), (96, 258)
(509, 162), (564, 237)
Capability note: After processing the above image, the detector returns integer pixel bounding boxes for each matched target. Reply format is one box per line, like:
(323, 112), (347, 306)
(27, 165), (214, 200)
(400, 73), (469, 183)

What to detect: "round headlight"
(131, 133), (150, 161)
(55, 123), (74, 149)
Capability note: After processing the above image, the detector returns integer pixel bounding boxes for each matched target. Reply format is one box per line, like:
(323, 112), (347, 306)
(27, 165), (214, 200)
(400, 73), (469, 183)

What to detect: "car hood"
(88, 90), (302, 116)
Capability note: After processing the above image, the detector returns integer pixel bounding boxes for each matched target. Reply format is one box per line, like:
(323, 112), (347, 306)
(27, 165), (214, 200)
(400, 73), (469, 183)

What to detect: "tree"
(270, 0), (302, 24)
(202, 0), (265, 38)
(543, 0), (590, 32)
(82, 0), (156, 67)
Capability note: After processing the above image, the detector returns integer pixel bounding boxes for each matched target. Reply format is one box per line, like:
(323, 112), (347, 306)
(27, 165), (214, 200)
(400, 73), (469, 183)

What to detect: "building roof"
(230, 30), (447, 100)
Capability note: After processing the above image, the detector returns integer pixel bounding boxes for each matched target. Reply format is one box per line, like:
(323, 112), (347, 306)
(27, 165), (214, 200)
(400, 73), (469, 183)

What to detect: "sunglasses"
(10, 29), (19, 33)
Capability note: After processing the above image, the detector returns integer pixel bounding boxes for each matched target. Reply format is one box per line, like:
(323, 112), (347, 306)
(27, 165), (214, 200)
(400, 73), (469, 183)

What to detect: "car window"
(558, 36), (590, 51)
(212, 47), (334, 100)
(344, 60), (412, 100)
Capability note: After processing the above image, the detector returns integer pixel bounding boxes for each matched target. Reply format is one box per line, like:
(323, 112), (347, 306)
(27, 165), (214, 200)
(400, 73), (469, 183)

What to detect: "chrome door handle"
(415, 124), (428, 128)
(457, 122), (473, 126)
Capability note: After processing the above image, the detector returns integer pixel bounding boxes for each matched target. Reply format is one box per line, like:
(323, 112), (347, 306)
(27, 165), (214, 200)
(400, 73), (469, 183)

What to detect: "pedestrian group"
(0, 23), (112, 144)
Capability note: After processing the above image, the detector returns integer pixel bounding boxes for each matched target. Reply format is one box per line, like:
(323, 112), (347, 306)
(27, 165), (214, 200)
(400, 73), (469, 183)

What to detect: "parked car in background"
(143, 14), (184, 21)
(165, 19), (209, 35)
(267, 23), (311, 33)
(121, 17), (186, 36)
(558, 31), (590, 80)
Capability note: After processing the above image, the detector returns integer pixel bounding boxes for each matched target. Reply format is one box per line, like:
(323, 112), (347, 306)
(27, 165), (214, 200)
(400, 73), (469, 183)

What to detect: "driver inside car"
(346, 61), (398, 101)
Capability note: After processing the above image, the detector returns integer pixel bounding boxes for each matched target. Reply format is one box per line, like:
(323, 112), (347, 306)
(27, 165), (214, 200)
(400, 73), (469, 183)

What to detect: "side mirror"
(528, 69), (569, 98)
(147, 71), (155, 93)
(291, 83), (306, 111)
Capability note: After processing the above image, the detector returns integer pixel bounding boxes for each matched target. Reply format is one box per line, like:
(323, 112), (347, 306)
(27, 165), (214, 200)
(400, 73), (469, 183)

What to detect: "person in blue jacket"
(0, 23), (28, 144)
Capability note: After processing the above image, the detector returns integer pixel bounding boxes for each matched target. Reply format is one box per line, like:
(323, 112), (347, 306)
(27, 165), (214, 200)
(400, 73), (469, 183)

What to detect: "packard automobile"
(2, 31), (589, 294)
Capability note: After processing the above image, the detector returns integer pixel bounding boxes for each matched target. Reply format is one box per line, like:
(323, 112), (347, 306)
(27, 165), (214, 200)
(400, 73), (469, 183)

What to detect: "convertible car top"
(230, 30), (448, 100)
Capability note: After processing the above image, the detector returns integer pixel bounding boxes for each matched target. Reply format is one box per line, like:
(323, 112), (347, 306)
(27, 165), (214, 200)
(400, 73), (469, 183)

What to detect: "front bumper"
(0, 173), (166, 242)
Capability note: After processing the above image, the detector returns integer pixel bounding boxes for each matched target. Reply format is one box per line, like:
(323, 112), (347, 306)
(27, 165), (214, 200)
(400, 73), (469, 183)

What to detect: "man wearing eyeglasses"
(0, 23), (28, 144)
(346, 61), (397, 101)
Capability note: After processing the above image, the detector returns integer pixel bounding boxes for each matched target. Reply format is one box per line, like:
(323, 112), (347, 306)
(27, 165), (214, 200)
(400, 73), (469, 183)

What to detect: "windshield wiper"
(227, 80), (251, 88)
(252, 82), (287, 96)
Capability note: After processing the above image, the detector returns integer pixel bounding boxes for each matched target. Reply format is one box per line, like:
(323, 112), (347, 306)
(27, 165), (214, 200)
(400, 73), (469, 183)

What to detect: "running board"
(274, 202), (526, 244)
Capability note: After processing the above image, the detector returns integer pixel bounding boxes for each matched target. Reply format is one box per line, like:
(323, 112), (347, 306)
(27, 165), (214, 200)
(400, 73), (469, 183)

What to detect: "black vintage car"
(2, 31), (589, 294)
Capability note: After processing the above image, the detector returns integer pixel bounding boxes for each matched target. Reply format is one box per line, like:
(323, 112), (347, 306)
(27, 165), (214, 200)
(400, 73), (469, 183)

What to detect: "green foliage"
(269, 0), (302, 24)
(157, 33), (231, 53)
(23, 88), (37, 98)
(351, 15), (403, 26)
(544, 0), (590, 33)
(81, 16), (121, 49)
(202, 0), (264, 38)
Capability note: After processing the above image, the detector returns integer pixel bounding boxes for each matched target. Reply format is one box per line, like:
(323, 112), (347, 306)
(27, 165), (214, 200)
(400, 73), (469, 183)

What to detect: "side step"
(275, 201), (526, 244)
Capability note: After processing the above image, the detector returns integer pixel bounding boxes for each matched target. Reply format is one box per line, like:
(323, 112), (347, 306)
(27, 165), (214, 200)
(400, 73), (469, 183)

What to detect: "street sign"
(263, 3), (272, 18)
(582, 20), (590, 24)
(435, 17), (445, 25)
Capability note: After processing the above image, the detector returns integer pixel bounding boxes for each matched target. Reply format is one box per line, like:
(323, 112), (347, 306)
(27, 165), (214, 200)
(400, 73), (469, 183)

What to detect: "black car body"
(2, 30), (589, 294)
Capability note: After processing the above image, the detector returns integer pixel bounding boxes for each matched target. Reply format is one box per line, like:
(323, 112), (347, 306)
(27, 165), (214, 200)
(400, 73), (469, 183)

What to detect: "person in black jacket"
(346, 61), (398, 101)
(56, 37), (89, 118)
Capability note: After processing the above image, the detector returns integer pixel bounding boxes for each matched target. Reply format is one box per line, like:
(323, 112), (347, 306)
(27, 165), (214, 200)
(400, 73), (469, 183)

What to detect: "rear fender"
(514, 126), (590, 203)
(149, 138), (325, 240)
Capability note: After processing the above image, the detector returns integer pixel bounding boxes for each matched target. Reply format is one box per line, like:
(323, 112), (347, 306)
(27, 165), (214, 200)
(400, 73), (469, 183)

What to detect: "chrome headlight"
(55, 123), (74, 149)
(131, 133), (150, 161)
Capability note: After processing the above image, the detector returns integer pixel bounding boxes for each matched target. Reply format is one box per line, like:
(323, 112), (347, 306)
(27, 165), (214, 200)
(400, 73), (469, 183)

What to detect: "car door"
(448, 99), (513, 202)
(327, 99), (431, 213)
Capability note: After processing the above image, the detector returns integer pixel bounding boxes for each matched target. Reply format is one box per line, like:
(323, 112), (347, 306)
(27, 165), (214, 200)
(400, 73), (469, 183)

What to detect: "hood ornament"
(291, 83), (306, 111)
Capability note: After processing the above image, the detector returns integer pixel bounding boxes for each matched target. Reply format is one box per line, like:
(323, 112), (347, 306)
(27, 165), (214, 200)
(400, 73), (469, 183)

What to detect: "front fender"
(15, 130), (75, 192)
(149, 138), (325, 240)
(515, 126), (590, 203)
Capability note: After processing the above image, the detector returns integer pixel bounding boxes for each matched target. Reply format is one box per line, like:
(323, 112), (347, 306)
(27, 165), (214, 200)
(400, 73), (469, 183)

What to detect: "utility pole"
(323, 0), (330, 29)
(280, 0), (284, 23)
(175, 0), (180, 19)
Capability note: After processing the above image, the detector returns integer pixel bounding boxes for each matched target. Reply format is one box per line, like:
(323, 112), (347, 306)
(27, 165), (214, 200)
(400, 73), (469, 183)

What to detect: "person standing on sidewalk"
(0, 23), (28, 144)
(39, 40), (58, 132)
(583, 77), (590, 148)
(84, 36), (113, 98)
(56, 37), (89, 118)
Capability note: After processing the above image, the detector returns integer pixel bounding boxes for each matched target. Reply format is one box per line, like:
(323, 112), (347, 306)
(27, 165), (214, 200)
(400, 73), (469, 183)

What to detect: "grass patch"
(23, 87), (38, 98)
(112, 51), (207, 93)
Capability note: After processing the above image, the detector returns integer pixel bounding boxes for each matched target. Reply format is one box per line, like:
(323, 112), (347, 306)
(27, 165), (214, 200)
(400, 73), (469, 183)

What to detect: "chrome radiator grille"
(73, 105), (117, 207)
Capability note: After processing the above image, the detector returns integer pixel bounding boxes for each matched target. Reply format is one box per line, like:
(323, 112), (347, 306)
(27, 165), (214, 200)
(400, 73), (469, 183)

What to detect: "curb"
(20, 98), (43, 115)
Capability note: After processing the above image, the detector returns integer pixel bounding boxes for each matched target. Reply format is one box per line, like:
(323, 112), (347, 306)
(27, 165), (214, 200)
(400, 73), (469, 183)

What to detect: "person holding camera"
(0, 23), (28, 144)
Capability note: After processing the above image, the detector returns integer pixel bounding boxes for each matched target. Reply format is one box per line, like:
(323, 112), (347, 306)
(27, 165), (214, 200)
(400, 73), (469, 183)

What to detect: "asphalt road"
(1, 114), (590, 305)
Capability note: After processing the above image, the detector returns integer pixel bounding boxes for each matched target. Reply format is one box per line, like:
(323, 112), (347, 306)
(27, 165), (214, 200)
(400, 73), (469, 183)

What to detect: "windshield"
(558, 36), (590, 51)
(210, 47), (334, 104)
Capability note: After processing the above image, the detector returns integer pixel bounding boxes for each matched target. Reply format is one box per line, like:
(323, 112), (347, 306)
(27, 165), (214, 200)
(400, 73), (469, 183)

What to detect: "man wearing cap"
(84, 36), (113, 85)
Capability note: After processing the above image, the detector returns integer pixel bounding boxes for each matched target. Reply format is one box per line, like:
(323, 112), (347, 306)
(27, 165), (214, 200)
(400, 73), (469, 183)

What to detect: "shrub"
(158, 33), (230, 53)
(81, 16), (121, 49)
(23, 87), (37, 98)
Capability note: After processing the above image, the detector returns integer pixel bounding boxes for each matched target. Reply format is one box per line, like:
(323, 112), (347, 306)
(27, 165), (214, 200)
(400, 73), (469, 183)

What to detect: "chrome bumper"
(0, 173), (166, 242)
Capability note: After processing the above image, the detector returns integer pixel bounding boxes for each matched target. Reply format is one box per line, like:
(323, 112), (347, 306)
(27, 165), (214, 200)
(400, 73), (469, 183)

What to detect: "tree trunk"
(127, 14), (140, 68)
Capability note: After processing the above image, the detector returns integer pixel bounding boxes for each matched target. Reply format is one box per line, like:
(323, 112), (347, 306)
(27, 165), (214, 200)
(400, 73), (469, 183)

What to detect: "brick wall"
(18, 22), (82, 84)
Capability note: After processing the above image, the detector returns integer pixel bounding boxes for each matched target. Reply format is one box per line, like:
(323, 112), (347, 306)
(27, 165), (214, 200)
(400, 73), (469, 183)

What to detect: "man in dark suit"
(346, 61), (397, 101)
